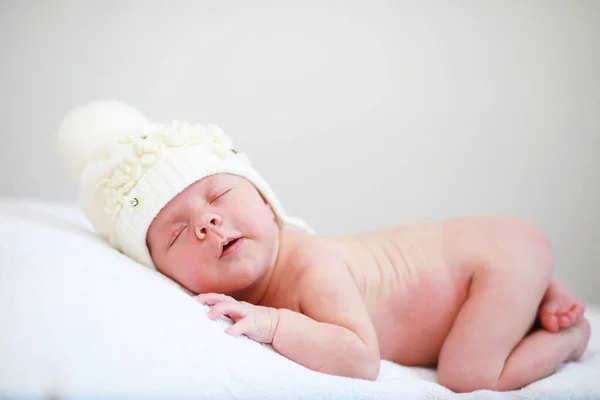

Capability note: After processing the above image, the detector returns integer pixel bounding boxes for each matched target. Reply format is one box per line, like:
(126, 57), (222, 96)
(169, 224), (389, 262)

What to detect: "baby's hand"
(194, 293), (280, 344)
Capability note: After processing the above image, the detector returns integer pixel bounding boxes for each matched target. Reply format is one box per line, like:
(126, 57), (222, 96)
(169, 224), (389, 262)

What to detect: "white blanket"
(1, 199), (598, 399)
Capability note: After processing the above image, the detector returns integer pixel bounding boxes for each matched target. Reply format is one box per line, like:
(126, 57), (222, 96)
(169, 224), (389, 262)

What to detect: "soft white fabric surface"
(1, 199), (599, 400)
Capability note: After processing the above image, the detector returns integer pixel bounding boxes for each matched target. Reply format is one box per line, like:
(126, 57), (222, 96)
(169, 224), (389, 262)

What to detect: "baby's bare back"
(330, 217), (490, 366)
(260, 216), (582, 390)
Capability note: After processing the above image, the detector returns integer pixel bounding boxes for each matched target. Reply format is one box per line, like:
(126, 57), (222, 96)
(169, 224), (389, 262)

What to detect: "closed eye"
(169, 225), (187, 248)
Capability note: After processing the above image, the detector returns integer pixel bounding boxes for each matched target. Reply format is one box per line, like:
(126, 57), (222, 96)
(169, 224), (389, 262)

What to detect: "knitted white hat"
(57, 100), (313, 269)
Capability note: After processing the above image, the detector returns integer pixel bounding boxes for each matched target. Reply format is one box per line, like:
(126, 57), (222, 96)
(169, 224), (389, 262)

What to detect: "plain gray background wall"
(1, 1), (599, 303)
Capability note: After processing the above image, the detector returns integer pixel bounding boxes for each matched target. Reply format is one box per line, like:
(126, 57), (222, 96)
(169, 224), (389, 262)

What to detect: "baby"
(58, 101), (590, 394)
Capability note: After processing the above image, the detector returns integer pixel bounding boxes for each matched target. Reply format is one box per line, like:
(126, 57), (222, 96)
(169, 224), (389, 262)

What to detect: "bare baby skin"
(146, 174), (590, 393)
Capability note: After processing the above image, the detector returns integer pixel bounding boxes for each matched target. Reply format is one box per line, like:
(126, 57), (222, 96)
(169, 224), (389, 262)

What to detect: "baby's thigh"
(437, 231), (554, 389)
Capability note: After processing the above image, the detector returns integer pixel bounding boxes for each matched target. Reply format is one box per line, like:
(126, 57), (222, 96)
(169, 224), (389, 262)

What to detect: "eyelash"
(170, 226), (186, 247)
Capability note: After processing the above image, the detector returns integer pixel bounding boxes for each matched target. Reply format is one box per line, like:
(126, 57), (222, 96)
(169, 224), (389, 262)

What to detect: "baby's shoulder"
(282, 237), (355, 294)
(286, 234), (347, 270)
(286, 239), (365, 314)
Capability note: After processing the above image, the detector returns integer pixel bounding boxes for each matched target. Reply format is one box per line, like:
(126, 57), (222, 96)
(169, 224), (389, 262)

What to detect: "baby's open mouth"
(220, 237), (243, 258)
(223, 238), (238, 251)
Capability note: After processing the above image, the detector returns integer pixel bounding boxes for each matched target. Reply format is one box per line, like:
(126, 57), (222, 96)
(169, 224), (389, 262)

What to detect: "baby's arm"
(197, 257), (380, 380)
(272, 261), (380, 380)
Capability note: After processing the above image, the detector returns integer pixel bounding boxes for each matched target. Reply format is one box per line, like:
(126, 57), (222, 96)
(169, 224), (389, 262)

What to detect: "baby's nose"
(194, 212), (223, 240)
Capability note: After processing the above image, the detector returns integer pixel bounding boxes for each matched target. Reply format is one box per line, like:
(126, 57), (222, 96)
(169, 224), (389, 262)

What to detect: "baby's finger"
(195, 293), (236, 306)
(207, 301), (247, 321)
(225, 317), (253, 337)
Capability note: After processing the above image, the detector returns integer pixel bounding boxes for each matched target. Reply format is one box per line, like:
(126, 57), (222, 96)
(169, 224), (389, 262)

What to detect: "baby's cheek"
(244, 212), (275, 237)
(168, 254), (206, 290)
(164, 248), (193, 274)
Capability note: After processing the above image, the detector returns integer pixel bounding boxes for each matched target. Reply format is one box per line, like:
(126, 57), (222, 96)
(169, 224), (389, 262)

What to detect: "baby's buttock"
(335, 218), (486, 366)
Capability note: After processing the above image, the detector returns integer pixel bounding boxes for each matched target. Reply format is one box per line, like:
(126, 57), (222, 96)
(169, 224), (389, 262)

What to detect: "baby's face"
(146, 174), (280, 295)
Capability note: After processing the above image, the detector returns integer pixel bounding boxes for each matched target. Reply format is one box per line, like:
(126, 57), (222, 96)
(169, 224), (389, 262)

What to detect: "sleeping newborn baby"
(58, 101), (590, 394)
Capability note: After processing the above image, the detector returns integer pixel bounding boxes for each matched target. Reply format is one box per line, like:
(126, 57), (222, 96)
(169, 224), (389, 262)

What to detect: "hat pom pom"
(57, 100), (148, 179)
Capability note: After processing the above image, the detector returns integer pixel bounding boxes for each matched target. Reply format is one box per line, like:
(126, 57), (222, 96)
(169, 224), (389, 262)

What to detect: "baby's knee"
(490, 216), (554, 278)
(437, 363), (500, 393)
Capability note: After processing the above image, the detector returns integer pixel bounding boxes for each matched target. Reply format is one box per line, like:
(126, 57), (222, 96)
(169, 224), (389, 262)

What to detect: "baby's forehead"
(177, 173), (248, 200)
(195, 173), (243, 189)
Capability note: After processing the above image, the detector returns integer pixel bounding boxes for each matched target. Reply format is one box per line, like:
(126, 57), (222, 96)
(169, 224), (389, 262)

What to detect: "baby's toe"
(541, 303), (559, 315)
(559, 315), (571, 328)
(541, 314), (560, 333)
(573, 304), (585, 321)
(556, 304), (572, 315)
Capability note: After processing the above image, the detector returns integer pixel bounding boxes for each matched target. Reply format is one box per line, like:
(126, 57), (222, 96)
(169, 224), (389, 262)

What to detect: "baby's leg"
(491, 318), (590, 391)
(538, 279), (585, 333)
(436, 224), (589, 393)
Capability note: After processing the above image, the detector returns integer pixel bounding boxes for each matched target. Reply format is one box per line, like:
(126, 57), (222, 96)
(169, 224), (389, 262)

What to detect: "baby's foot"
(539, 280), (585, 333)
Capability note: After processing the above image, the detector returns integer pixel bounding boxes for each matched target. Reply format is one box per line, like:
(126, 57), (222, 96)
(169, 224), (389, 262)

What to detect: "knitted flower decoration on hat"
(57, 100), (313, 269)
